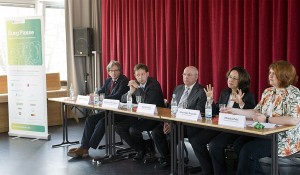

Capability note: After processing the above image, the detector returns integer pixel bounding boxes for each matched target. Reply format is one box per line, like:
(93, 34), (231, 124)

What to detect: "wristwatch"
(266, 115), (270, 123)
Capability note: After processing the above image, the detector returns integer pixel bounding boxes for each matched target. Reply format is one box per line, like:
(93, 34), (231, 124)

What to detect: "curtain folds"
(65, 0), (77, 92)
(91, 0), (102, 87)
(65, 0), (95, 96)
(101, 0), (300, 102)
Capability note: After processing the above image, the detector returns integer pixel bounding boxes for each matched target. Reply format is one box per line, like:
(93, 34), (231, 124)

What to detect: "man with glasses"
(67, 60), (129, 158)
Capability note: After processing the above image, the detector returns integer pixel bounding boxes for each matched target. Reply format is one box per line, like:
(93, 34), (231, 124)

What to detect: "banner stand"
(9, 133), (51, 140)
(6, 16), (49, 140)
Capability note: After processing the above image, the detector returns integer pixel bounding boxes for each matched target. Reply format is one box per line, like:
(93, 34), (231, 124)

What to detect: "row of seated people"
(67, 60), (300, 175)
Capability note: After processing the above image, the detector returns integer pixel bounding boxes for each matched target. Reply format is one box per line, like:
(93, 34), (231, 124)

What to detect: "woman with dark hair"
(204, 67), (256, 175)
(222, 60), (300, 175)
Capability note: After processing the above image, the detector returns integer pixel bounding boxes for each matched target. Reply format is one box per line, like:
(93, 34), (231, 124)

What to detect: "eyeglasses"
(182, 73), (194, 77)
(228, 75), (239, 81)
(109, 69), (119, 72)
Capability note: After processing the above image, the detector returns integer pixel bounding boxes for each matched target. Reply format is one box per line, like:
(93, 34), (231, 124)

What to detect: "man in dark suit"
(152, 66), (219, 175)
(115, 63), (165, 161)
(67, 60), (129, 158)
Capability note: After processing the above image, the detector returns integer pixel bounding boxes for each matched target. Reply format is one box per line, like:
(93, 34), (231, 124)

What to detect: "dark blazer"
(214, 88), (256, 113)
(98, 74), (129, 100)
(173, 83), (207, 113)
(121, 77), (165, 108)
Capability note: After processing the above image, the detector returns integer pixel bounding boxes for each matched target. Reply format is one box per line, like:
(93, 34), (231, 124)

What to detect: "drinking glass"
(136, 95), (142, 104)
(219, 104), (226, 111)
(89, 93), (94, 104)
(99, 93), (105, 105)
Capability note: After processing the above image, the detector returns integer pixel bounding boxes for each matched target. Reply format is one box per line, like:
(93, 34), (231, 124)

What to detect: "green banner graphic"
(6, 19), (42, 65)
(11, 123), (45, 132)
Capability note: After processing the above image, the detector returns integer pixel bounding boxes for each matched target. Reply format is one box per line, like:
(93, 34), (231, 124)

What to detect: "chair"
(260, 152), (300, 174)
(224, 144), (238, 174)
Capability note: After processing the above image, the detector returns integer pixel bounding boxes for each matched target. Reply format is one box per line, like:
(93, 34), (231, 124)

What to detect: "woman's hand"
(231, 89), (245, 106)
(220, 107), (236, 114)
(204, 84), (214, 99)
(221, 107), (257, 119)
(252, 113), (267, 122)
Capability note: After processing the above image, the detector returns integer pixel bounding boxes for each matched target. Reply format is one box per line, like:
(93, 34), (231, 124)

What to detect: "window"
(0, 0), (67, 80)
(0, 4), (34, 74)
(44, 5), (67, 80)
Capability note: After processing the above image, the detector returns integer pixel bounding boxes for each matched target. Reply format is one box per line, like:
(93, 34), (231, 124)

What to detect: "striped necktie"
(109, 81), (116, 94)
(179, 87), (189, 108)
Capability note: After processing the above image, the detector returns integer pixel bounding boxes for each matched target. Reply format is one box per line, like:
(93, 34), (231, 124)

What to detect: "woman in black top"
(205, 67), (256, 175)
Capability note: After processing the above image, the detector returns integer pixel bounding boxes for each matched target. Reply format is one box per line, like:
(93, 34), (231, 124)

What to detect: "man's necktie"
(179, 87), (189, 108)
(110, 81), (116, 94)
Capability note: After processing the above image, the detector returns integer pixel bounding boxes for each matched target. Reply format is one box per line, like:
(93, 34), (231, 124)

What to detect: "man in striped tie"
(67, 60), (129, 158)
(152, 66), (219, 175)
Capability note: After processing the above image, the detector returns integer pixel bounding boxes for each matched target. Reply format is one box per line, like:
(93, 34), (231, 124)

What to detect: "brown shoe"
(68, 147), (78, 153)
(67, 147), (89, 158)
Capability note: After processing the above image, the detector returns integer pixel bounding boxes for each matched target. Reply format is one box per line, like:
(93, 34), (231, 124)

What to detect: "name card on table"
(176, 109), (201, 121)
(76, 95), (90, 105)
(219, 113), (246, 128)
(102, 99), (120, 109)
(136, 103), (157, 114)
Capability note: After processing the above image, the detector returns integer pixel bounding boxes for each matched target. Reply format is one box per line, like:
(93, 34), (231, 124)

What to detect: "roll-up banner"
(6, 16), (49, 140)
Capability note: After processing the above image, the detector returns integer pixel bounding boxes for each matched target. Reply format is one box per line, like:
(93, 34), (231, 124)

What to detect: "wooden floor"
(0, 118), (201, 175)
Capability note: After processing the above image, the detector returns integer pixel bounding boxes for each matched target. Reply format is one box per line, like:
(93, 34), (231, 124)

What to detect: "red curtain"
(101, 0), (300, 102)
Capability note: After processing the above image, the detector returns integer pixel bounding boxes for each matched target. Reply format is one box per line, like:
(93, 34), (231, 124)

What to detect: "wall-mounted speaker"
(73, 28), (93, 56)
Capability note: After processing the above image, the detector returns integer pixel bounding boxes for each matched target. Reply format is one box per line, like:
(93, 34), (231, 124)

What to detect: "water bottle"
(127, 91), (132, 111)
(205, 97), (212, 120)
(94, 87), (99, 105)
(69, 83), (74, 100)
(170, 94), (178, 116)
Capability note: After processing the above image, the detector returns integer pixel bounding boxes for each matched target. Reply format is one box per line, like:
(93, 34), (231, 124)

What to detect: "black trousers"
(186, 126), (219, 175)
(151, 123), (170, 158)
(115, 118), (159, 152)
(152, 123), (219, 175)
(208, 132), (254, 175)
(81, 111), (135, 149)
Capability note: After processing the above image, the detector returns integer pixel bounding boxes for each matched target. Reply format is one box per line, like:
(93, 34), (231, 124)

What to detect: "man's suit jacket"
(215, 88), (255, 112)
(121, 77), (165, 108)
(99, 74), (129, 100)
(173, 83), (207, 113)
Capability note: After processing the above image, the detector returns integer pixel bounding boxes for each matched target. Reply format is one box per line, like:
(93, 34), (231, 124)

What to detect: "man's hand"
(163, 122), (171, 134)
(204, 84), (214, 99)
(128, 80), (139, 93)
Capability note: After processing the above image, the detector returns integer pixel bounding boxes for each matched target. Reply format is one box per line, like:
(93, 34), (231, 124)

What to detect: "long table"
(48, 97), (94, 147)
(48, 97), (294, 175)
(160, 113), (294, 175)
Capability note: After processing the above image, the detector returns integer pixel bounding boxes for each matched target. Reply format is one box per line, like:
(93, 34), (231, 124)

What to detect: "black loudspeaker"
(73, 28), (93, 56)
